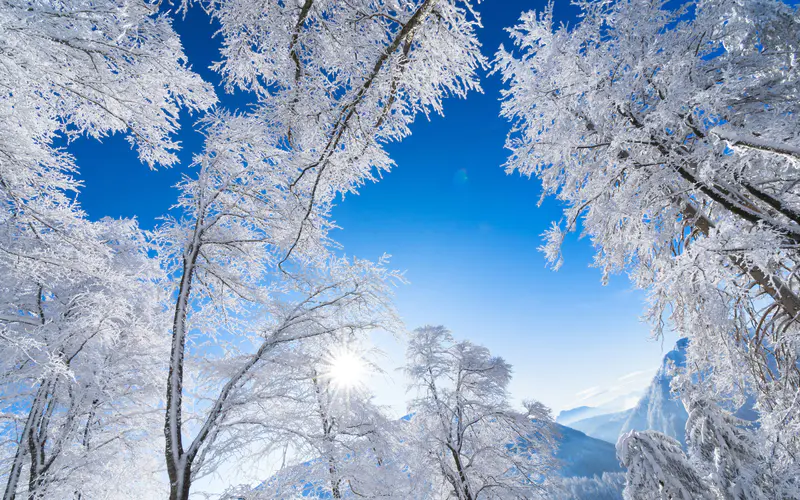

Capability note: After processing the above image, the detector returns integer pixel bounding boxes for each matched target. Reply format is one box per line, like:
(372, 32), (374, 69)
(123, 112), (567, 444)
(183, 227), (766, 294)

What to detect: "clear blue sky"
(70, 0), (677, 413)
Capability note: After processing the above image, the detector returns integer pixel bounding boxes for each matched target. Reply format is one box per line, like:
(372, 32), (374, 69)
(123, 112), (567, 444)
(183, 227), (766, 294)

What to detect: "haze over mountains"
(563, 409), (633, 445)
(557, 339), (689, 446)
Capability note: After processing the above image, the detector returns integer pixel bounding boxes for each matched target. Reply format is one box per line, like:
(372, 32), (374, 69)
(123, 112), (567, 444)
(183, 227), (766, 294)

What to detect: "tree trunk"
(2, 414), (32, 500)
(2, 378), (56, 500)
(620, 111), (800, 320)
(27, 379), (57, 500)
(164, 230), (201, 500)
(682, 202), (800, 319)
(449, 447), (474, 500)
(167, 465), (192, 500)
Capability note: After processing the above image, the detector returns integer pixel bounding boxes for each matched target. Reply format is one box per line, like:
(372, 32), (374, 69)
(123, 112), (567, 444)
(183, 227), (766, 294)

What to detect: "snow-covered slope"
(568, 408), (633, 444)
(619, 338), (689, 444)
(549, 473), (625, 500)
(554, 424), (623, 478)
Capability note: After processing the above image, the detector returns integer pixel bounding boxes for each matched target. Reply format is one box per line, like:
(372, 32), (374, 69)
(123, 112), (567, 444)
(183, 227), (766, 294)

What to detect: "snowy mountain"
(544, 339), (691, 499)
(549, 427), (625, 500)
(618, 338), (689, 444)
(562, 337), (759, 451)
(557, 339), (690, 446)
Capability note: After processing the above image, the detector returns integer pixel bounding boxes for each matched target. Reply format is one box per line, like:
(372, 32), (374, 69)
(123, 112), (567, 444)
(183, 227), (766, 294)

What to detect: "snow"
(619, 339), (690, 445)
(4, 0), (800, 497)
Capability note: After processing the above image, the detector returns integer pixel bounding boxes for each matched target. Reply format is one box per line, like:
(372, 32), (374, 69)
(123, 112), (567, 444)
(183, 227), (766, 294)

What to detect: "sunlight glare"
(327, 350), (366, 389)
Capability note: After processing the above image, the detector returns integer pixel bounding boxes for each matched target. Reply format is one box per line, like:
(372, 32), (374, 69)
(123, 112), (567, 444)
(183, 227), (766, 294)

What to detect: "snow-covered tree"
(619, 395), (800, 500)
(0, 215), (168, 499)
(0, 0), (215, 171)
(684, 398), (797, 499)
(157, 174), (401, 498)
(404, 326), (558, 500)
(617, 430), (712, 500)
(1, 4), (215, 492)
(0, 0), (215, 262)
(496, 0), (800, 490)
(225, 346), (421, 500)
(0, 0), (215, 492)
(153, 1), (485, 497)
(152, 107), (403, 500)
(199, 0), (485, 260)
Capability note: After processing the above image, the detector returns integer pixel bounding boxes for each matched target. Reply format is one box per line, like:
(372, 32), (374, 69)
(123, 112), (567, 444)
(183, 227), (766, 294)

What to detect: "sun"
(326, 349), (367, 390)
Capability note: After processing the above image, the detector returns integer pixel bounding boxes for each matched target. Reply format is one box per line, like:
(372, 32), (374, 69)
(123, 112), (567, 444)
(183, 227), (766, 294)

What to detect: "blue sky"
(70, 0), (678, 414)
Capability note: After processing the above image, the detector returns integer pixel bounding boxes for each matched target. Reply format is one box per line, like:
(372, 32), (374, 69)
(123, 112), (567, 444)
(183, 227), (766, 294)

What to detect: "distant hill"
(568, 408), (633, 444)
(556, 391), (642, 428)
(556, 406), (596, 426)
(554, 423), (623, 478)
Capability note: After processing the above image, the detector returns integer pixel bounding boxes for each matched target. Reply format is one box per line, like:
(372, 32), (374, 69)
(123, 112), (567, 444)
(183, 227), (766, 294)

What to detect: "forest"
(1, 0), (799, 498)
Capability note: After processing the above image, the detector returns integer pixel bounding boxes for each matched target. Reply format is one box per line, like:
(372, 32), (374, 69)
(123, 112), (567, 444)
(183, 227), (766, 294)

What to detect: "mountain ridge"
(567, 408), (633, 444)
(559, 339), (690, 445)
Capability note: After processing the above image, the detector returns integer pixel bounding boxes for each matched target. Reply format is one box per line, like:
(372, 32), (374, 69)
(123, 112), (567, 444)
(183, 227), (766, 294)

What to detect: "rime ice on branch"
(497, 1), (800, 494)
(403, 326), (558, 500)
(1, 0), (213, 497)
(155, 1), (485, 499)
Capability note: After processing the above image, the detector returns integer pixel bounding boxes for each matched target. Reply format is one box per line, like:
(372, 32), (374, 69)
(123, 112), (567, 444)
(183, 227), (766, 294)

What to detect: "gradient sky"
(69, 0), (679, 416)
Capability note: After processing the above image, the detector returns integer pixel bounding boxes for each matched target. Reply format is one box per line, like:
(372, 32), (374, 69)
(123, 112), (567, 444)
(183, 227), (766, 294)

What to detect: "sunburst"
(323, 347), (367, 391)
